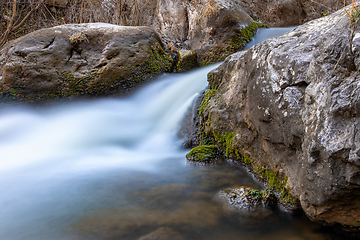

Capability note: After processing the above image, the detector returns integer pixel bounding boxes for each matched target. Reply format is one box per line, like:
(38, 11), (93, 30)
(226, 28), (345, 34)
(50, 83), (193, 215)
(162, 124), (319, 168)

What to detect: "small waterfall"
(0, 27), (326, 240)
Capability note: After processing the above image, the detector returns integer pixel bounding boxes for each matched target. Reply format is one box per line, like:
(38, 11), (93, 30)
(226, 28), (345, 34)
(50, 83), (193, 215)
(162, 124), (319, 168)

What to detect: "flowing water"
(0, 27), (343, 240)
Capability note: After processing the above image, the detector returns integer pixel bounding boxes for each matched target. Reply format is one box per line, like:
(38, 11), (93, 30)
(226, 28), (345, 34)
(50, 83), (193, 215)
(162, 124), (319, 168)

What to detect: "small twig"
(333, 52), (343, 71)
(0, 0), (17, 48)
(11, 0), (44, 31)
(79, 0), (85, 23)
(310, 0), (331, 9)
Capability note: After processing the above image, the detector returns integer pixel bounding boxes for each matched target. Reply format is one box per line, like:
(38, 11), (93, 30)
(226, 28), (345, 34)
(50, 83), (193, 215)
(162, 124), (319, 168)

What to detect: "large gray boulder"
(0, 23), (173, 101)
(198, 6), (360, 230)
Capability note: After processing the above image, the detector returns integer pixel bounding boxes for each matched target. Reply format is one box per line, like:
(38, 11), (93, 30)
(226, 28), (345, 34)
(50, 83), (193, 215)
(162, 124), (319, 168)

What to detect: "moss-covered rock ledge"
(189, 6), (360, 233)
(0, 23), (173, 101)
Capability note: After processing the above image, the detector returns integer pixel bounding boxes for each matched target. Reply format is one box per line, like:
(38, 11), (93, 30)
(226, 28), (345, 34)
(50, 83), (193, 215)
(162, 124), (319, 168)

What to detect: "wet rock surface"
(217, 187), (277, 209)
(215, 186), (278, 228)
(176, 49), (197, 72)
(138, 227), (185, 240)
(0, 24), (173, 101)
(197, 6), (360, 231)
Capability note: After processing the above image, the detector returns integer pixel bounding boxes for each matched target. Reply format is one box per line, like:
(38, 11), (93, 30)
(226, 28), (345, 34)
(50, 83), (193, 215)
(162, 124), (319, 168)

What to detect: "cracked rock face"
(155, 0), (258, 65)
(200, 7), (360, 230)
(0, 23), (173, 101)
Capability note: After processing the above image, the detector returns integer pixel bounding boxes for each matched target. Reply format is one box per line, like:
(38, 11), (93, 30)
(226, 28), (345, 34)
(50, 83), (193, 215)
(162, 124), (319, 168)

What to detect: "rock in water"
(0, 24), (173, 101)
(138, 227), (184, 240)
(198, 6), (360, 231)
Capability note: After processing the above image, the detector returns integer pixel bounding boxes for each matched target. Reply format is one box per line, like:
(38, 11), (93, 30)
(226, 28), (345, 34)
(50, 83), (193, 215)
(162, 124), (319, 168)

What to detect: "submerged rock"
(0, 23), (173, 101)
(138, 227), (184, 240)
(215, 187), (277, 228)
(198, 5), (360, 231)
(218, 187), (277, 209)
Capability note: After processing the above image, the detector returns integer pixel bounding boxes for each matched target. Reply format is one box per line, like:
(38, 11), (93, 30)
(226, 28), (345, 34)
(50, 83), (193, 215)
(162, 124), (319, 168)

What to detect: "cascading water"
(0, 27), (340, 240)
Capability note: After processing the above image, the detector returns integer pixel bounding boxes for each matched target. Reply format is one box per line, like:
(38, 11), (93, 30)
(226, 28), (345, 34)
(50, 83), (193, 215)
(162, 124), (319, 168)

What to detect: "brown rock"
(138, 227), (184, 240)
(241, 0), (306, 27)
(198, 5), (360, 232)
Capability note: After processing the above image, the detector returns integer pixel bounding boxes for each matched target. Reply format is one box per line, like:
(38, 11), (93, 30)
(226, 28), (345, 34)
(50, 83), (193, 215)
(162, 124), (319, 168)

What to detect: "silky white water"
(0, 27), (341, 240)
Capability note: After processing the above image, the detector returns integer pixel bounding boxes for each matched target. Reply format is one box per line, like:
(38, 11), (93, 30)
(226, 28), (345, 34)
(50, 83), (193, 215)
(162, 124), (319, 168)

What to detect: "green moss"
(250, 189), (261, 196)
(198, 89), (218, 116)
(255, 166), (294, 204)
(59, 70), (103, 96)
(146, 43), (173, 74)
(198, 21), (266, 66)
(176, 49), (197, 72)
(226, 22), (266, 56)
(242, 154), (253, 164)
(186, 145), (220, 163)
(212, 131), (240, 158)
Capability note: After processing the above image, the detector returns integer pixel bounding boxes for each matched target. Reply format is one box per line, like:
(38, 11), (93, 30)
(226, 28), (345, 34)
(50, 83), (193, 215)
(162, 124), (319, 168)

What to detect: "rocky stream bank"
(1, 0), (360, 237)
(185, 4), (360, 235)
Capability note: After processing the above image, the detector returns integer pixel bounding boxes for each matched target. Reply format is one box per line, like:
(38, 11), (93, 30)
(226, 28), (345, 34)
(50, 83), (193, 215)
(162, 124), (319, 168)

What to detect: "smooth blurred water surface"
(0, 27), (341, 240)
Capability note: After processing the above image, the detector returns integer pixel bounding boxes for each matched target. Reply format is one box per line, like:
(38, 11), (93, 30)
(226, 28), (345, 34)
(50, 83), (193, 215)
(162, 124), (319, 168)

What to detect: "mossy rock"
(198, 21), (266, 66)
(176, 49), (197, 72)
(186, 145), (221, 164)
(0, 24), (173, 102)
(218, 186), (277, 209)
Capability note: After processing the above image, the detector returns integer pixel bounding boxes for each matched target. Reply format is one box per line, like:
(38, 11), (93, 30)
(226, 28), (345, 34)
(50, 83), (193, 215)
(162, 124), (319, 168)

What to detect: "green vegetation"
(176, 50), (197, 72)
(226, 21), (266, 56)
(344, 0), (360, 29)
(198, 21), (266, 66)
(186, 145), (220, 163)
(59, 70), (103, 96)
(198, 89), (218, 116)
(212, 131), (240, 158)
(69, 32), (89, 44)
(146, 43), (174, 74)
(255, 166), (294, 203)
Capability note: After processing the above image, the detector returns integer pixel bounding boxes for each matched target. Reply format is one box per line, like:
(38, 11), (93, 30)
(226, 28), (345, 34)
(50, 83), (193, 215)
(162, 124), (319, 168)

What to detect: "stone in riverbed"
(138, 227), (184, 240)
(0, 23), (173, 101)
(215, 186), (277, 228)
(198, 5), (360, 231)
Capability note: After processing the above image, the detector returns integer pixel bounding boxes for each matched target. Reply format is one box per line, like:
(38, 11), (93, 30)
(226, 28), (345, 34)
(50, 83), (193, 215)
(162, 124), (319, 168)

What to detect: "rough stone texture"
(0, 23), (173, 101)
(217, 187), (276, 209)
(300, 0), (352, 23)
(214, 187), (277, 228)
(198, 6), (360, 230)
(154, 0), (261, 65)
(176, 49), (197, 72)
(241, 0), (306, 27)
(240, 0), (353, 27)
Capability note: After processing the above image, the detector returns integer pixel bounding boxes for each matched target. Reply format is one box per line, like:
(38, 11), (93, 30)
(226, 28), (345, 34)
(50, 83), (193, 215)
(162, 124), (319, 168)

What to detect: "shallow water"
(0, 27), (344, 240)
